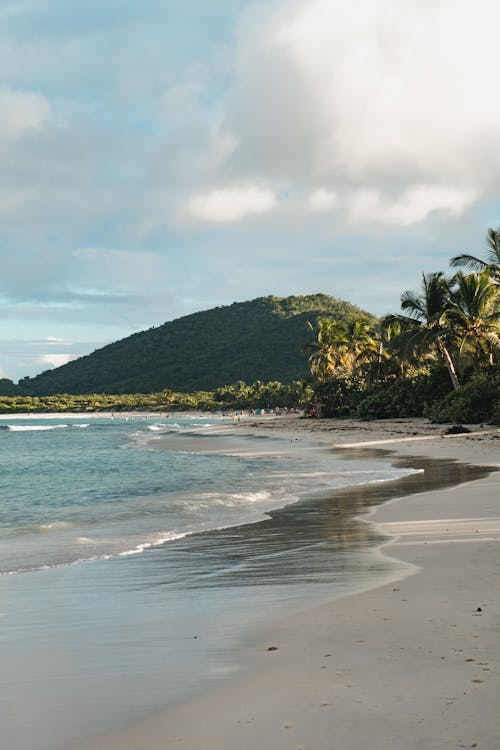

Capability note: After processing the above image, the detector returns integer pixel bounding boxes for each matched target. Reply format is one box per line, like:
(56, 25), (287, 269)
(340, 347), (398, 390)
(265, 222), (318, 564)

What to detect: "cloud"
(2, 0), (500, 386)
(307, 188), (338, 212)
(348, 185), (477, 226)
(186, 185), (277, 223)
(0, 86), (51, 142)
(213, 0), (500, 224)
(37, 353), (79, 369)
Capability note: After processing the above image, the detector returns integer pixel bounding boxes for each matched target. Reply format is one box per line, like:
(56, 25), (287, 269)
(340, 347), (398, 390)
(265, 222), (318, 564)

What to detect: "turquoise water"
(0, 414), (421, 750)
(0, 415), (414, 576)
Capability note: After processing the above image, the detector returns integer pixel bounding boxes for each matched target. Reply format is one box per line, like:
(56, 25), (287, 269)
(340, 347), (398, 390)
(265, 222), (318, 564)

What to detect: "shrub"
(427, 374), (500, 424)
(356, 369), (450, 420)
(312, 376), (365, 417)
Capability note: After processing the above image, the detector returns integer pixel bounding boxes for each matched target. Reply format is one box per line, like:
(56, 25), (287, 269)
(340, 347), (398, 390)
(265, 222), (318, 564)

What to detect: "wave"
(2, 424), (69, 431)
(38, 521), (75, 532)
(1, 424), (90, 432)
(193, 489), (277, 508)
(146, 423), (181, 432)
(271, 468), (424, 480)
(1, 487), (294, 576)
(118, 531), (188, 556)
(1, 530), (190, 576)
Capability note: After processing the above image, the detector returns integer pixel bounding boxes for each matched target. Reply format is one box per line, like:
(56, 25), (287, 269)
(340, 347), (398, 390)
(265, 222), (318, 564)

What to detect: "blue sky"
(1, 0), (500, 382)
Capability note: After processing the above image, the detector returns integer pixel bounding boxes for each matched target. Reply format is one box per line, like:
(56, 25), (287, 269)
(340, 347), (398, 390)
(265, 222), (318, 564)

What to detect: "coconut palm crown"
(382, 272), (460, 389)
(444, 270), (500, 368)
(450, 227), (500, 281)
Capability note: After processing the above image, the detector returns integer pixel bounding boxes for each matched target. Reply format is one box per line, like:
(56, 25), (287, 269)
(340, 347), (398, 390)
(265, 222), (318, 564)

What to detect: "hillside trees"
(18, 295), (373, 395)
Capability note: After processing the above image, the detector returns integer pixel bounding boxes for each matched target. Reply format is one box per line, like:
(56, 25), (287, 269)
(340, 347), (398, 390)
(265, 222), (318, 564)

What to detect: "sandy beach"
(63, 416), (500, 750)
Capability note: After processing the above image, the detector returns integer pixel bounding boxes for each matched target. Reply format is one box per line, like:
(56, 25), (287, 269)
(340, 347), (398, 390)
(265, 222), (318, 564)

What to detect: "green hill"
(0, 378), (21, 396)
(19, 294), (376, 395)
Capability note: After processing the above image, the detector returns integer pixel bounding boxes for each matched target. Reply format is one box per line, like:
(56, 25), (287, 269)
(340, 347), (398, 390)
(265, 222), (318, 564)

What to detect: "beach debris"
(443, 424), (471, 435)
(267, 645), (278, 651)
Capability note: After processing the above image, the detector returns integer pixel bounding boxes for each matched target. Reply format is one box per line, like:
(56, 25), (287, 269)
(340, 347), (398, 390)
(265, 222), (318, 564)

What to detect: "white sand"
(68, 418), (500, 750)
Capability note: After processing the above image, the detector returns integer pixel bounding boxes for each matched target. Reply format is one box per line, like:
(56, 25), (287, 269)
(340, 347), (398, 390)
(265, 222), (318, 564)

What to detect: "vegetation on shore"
(0, 381), (313, 415)
(305, 228), (500, 424)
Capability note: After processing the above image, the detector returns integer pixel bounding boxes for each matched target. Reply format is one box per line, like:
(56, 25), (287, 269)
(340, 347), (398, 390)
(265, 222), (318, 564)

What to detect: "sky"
(1, 0), (500, 382)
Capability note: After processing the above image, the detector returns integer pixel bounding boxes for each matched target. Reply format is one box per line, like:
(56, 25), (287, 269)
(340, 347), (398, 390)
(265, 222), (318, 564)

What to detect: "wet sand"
(67, 417), (500, 750)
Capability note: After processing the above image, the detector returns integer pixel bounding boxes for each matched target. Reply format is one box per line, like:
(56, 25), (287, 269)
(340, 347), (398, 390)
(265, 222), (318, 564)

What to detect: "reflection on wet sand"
(136, 450), (495, 590)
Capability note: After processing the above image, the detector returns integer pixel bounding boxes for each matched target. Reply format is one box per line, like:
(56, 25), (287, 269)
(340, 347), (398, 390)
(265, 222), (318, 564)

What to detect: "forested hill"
(19, 294), (375, 395)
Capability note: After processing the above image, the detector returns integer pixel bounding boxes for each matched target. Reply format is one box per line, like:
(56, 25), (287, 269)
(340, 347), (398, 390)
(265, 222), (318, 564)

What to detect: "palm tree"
(360, 321), (407, 381)
(444, 271), (500, 369)
(304, 316), (379, 381)
(304, 317), (347, 382)
(383, 272), (460, 390)
(450, 227), (500, 282)
(337, 318), (388, 382)
(341, 317), (378, 372)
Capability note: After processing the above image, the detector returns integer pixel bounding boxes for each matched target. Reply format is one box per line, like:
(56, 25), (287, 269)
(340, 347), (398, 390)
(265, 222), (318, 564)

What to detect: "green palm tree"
(383, 272), (460, 390)
(360, 322), (406, 380)
(342, 317), (378, 370)
(305, 316), (378, 381)
(304, 317), (348, 382)
(450, 228), (500, 281)
(444, 271), (500, 369)
(337, 317), (385, 381)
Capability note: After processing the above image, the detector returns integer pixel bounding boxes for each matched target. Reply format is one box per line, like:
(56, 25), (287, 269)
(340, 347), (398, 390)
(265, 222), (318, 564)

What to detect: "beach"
(65, 416), (500, 750)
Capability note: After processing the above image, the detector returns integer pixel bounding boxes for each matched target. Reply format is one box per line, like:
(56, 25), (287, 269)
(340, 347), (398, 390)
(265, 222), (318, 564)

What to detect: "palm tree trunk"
(438, 340), (460, 390)
(377, 342), (384, 380)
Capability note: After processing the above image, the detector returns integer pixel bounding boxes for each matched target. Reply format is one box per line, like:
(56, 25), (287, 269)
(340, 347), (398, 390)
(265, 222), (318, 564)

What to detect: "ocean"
(0, 414), (427, 750)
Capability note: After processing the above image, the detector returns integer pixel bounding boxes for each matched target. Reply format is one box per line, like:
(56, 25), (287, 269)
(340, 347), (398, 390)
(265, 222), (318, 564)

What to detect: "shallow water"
(0, 416), (492, 750)
(0, 416), (414, 575)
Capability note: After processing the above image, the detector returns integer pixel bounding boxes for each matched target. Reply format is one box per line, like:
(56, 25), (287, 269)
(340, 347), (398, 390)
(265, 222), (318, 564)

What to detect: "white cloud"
(220, 0), (500, 224)
(0, 87), (51, 142)
(38, 353), (78, 368)
(42, 336), (67, 344)
(348, 185), (476, 226)
(186, 185), (277, 223)
(307, 188), (338, 212)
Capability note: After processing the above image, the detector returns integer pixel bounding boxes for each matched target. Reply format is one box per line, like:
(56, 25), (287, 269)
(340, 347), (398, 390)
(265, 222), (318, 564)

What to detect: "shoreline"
(66, 417), (500, 750)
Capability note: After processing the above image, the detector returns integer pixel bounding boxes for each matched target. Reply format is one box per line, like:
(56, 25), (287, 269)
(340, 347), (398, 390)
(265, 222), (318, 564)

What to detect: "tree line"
(0, 381), (313, 414)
